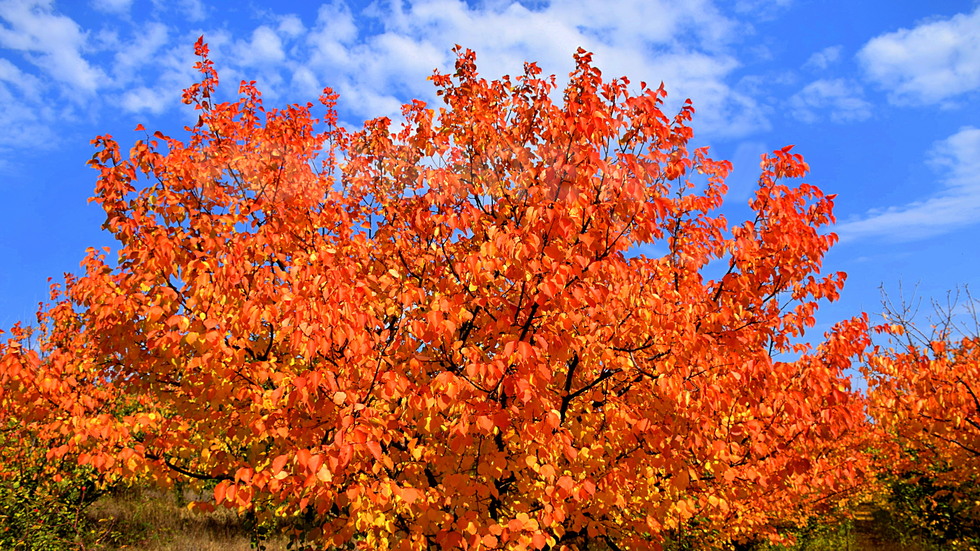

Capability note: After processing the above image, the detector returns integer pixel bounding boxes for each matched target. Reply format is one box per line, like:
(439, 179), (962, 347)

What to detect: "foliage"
(862, 288), (980, 549)
(867, 334), (980, 479)
(0, 431), (111, 550)
(0, 39), (877, 550)
(879, 470), (980, 548)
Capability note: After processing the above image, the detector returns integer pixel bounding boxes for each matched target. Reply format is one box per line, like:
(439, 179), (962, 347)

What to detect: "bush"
(878, 470), (980, 549)
(0, 448), (109, 550)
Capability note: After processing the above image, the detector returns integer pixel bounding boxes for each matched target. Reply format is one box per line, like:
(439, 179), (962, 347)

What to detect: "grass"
(79, 486), (288, 551)
(769, 505), (976, 551)
(39, 487), (972, 551)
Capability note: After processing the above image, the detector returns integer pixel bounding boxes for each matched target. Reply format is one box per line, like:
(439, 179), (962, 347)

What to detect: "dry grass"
(82, 487), (288, 551)
(75, 489), (962, 551)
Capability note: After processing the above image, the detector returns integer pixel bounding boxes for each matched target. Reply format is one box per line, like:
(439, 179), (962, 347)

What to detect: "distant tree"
(0, 323), (117, 550)
(865, 287), (980, 547)
(0, 39), (876, 550)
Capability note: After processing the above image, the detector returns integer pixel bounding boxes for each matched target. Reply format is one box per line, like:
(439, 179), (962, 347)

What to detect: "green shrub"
(0, 438), (114, 550)
(878, 470), (980, 549)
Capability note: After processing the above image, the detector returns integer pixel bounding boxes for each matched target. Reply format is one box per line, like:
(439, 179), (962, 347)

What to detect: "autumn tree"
(0, 40), (877, 550)
(864, 289), (980, 545)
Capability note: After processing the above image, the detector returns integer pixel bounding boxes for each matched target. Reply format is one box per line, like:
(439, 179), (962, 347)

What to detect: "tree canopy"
(0, 40), (878, 550)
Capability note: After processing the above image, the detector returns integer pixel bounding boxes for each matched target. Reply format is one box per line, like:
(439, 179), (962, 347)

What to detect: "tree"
(0, 39), (876, 550)
(864, 289), (980, 546)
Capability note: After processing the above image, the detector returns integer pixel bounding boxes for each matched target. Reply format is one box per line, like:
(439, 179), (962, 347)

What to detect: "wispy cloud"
(0, 0), (779, 166)
(0, 1), (201, 132)
(110, 21), (169, 78)
(732, 0), (793, 20)
(0, 78), (58, 152)
(90, 0), (131, 14)
(151, 0), (206, 22)
(119, 86), (171, 115)
(858, 6), (980, 106)
(803, 45), (842, 71)
(0, 57), (40, 95)
(788, 78), (872, 123)
(291, 0), (767, 137)
(234, 26), (286, 66)
(106, 23), (199, 115)
(836, 127), (980, 242)
(726, 140), (769, 202)
(0, 0), (105, 93)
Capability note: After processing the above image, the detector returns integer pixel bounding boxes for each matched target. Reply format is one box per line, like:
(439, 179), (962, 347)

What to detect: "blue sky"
(1, 0), (978, 340)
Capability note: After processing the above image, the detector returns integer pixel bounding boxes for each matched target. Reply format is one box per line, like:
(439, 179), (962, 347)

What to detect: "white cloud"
(338, 83), (404, 121)
(804, 45), (842, 70)
(291, 66), (321, 98)
(0, 58), (41, 95)
(151, 0), (205, 22)
(236, 26), (286, 65)
(858, 7), (980, 105)
(120, 86), (170, 115)
(788, 79), (872, 123)
(90, 0), (131, 13)
(297, 0), (766, 137)
(732, 0), (792, 22)
(0, 0), (106, 93)
(311, 1), (358, 45)
(0, 1), (102, 158)
(111, 21), (169, 80)
(104, 27), (202, 116)
(929, 126), (980, 195)
(0, 0), (780, 166)
(277, 14), (305, 39)
(836, 127), (980, 241)
(734, 0), (792, 11)
(0, 80), (57, 151)
(726, 140), (769, 202)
